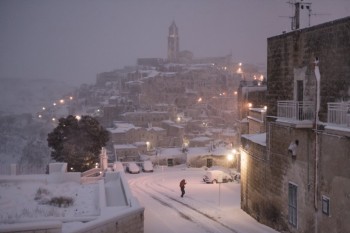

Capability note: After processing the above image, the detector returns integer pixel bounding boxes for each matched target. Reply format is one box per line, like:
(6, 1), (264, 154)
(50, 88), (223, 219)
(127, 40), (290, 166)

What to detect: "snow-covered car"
(113, 162), (124, 172)
(142, 161), (154, 172)
(203, 170), (233, 184)
(126, 162), (140, 174)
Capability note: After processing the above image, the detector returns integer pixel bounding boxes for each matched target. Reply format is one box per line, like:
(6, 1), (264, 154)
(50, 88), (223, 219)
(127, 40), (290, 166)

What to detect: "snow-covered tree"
(47, 115), (109, 172)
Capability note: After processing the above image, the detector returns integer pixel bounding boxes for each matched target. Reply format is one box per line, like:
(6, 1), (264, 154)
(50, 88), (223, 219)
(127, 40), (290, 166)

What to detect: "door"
(167, 159), (174, 167)
(207, 158), (213, 168)
(296, 80), (304, 119)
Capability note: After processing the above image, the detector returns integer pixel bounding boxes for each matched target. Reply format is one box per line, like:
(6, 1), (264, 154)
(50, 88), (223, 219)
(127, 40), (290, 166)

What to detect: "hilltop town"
(1, 1), (350, 232)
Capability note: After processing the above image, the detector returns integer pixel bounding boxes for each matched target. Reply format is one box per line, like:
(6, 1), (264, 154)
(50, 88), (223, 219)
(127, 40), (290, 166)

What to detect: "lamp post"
(227, 153), (233, 168)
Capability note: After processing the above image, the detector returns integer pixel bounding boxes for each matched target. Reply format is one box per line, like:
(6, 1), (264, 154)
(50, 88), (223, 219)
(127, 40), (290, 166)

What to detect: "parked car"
(126, 162), (140, 174)
(113, 162), (124, 172)
(203, 170), (233, 184)
(142, 161), (154, 172)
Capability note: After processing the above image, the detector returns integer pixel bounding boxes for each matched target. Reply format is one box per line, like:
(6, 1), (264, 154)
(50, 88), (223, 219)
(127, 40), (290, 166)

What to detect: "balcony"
(276, 101), (314, 128)
(327, 102), (350, 128)
(277, 101), (315, 120)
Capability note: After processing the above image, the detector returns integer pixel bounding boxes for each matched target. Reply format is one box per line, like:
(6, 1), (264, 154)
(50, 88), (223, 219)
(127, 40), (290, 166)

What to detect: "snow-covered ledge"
(0, 164), (144, 233)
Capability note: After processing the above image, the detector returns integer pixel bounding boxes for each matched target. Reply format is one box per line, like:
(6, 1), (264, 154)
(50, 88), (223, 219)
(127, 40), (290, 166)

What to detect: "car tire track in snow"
(131, 175), (238, 233)
(145, 183), (239, 233)
(134, 184), (218, 233)
(155, 181), (223, 209)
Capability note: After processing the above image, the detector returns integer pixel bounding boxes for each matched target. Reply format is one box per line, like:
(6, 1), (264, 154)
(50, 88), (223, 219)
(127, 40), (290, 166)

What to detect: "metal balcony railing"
(327, 102), (350, 127)
(277, 101), (315, 121)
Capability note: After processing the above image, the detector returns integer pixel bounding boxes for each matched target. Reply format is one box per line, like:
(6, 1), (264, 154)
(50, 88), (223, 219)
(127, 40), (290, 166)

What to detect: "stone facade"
(247, 108), (266, 134)
(241, 16), (350, 233)
(266, 17), (350, 121)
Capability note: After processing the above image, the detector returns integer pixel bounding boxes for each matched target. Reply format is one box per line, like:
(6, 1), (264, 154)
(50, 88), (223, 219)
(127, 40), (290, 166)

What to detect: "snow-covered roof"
(241, 133), (266, 146)
(147, 127), (165, 132)
(157, 147), (184, 157)
(162, 120), (175, 124)
(190, 136), (212, 142)
(113, 144), (137, 149)
(241, 86), (266, 94)
(107, 122), (139, 133)
(186, 146), (232, 160)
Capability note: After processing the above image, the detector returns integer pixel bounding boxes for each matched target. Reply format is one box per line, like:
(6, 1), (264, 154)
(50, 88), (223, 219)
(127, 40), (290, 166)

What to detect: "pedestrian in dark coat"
(180, 179), (186, 198)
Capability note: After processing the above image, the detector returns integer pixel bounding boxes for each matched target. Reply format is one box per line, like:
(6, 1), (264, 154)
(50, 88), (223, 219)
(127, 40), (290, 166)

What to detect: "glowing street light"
(177, 116), (181, 122)
(75, 115), (81, 121)
(59, 99), (65, 104)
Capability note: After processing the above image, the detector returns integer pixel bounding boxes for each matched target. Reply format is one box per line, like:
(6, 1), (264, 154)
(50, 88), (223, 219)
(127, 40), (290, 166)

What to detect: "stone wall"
(240, 137), (285, 229)
(267, 16), (350, 122)
(269, 122), (316, 233)
(317, 130), (350, 233)
(243, 15), (350, 233)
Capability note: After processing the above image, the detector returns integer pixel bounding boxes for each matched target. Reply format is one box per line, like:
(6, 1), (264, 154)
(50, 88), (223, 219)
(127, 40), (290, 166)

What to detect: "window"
(322, 196), (330, 216)
(288, 183), (298, 227)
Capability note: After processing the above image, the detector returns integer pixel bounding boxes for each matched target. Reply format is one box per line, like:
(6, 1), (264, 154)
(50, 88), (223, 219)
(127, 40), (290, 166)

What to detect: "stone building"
(247, 107), (267, 134)
(240, 16), (350, 233)
(121, 111), (170, 128)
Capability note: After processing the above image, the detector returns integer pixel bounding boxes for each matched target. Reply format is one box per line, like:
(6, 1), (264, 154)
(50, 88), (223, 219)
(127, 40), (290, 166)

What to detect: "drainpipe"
(314, 57), (321, 233)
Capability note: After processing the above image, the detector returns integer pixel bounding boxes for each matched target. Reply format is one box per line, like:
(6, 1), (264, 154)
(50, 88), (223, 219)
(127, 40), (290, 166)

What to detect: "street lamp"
(227, 153), (233, 168)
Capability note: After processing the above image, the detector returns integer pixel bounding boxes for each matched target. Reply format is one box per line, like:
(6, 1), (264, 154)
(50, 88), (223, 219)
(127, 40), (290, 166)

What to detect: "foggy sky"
(1, 0), (349, 86)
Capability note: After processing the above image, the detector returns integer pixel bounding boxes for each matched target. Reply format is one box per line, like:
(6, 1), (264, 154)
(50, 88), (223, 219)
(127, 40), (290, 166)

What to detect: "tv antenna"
(281, 0), (330, 31)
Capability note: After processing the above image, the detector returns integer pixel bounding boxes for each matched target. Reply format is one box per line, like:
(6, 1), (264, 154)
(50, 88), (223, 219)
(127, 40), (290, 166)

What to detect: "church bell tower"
(167, 21), (179, 63)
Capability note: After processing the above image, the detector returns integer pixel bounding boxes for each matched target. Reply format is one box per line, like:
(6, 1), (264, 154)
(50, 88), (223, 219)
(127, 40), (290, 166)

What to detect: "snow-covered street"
(126, 165), (279, 233)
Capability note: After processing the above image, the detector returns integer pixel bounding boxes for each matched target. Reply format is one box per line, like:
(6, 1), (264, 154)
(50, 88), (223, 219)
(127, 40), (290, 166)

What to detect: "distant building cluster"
(59, 21), (266, 168)
(28, 6), (350, 233)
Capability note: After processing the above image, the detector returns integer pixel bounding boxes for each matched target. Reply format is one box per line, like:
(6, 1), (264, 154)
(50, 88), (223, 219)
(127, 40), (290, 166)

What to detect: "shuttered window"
(288, 183), (298, 227)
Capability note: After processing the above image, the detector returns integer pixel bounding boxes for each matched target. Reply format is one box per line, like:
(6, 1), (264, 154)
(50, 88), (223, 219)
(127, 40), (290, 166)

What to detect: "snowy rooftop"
(241, 133), (266, 146)
(113, 144), (137, 149)
(107, 122), (139, 133)
(186, 146), (232, 160)
(147, 126), (165, 132)
(190, 136), (212, 142)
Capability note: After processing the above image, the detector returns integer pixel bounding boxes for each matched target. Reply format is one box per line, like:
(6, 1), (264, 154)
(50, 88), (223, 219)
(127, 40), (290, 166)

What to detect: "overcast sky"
(0, 0), (349, 85)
